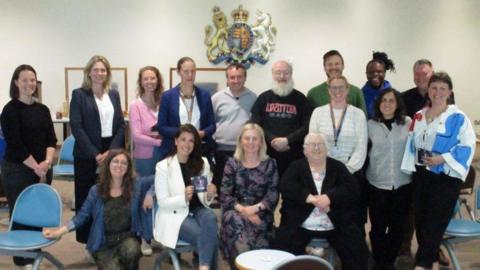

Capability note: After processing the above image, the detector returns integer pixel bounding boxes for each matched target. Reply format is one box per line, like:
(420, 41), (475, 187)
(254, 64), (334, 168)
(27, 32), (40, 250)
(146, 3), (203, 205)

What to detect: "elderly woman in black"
(275, 132), (368, 270)
(0, 64), (57, 267)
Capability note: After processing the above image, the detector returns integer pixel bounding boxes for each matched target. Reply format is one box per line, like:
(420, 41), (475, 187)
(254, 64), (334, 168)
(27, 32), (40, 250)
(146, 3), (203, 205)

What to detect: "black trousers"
(367, 182), (413, 265)
(1, 161), (52, 266)
(413, 166), (462, 268)
(73, 137), (112, 244)
(212, 149), (234, 192)
(275, 226), (369, 270)
(73, 157), (97, 243)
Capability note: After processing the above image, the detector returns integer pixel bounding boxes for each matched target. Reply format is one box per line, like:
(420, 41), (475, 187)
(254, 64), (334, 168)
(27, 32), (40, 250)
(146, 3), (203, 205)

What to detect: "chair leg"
(170, 250), (182, 270)
(442, 240), (461, 270)
(154, 249), (179, 270)
(32, 253), (45, 270)
(43, 251), (65, 270)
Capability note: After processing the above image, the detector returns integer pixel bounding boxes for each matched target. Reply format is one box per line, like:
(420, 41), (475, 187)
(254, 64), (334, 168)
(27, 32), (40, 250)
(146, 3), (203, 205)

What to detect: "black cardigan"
(276, 157), (359, 244)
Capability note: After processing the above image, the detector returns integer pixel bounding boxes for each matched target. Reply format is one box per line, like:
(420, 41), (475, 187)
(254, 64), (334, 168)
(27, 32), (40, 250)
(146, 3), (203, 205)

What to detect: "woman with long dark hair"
(153, 124), (218, 270)
(44, 149), (141, 269)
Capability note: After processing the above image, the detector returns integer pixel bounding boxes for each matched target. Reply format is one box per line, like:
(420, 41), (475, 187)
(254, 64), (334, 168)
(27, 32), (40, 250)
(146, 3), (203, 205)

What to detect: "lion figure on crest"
(204, 6), (230, 61)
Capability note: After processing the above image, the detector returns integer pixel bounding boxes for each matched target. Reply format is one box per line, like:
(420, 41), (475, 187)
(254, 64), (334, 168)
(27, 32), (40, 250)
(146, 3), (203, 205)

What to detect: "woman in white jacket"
(154, 124), (218, 270)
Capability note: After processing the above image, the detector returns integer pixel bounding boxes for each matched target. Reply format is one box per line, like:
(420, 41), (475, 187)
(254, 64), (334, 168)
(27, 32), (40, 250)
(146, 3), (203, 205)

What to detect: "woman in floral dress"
(220, 123), (279, 269)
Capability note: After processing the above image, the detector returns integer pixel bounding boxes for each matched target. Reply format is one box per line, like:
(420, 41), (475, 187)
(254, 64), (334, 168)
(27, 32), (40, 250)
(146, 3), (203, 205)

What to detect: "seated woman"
(274, 132), (369, 270)
(220, 123), (279, 269)
(43, 149), (141, 269)
(153, 124), (218, 270)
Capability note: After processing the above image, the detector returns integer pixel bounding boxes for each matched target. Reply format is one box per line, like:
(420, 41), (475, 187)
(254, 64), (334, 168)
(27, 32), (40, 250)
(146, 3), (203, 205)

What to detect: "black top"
(250, 89), (312, 150)
(383, 118), (395, 131)
(103, 195), (131, 247)
(0, 99), (57, 163)
(401, 87), (428, 118)
(180, 163), (202, 211)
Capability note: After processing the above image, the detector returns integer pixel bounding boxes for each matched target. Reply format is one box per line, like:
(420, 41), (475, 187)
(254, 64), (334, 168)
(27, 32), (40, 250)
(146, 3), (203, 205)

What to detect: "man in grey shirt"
(212, 63), (257, 191)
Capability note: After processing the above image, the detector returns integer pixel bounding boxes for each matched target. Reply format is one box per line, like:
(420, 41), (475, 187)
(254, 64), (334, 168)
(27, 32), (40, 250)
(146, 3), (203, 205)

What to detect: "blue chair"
(52, 135), (75, 177)
(152, 198), (196, 270)
(441, 184), (480, 270)
(0, 183), (64, 270)
(271, 255), (334, 270)
(306, 238), (335, 266)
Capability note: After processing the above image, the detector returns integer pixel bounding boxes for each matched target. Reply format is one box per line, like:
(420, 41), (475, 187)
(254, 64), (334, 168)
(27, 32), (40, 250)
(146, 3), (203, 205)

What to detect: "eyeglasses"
(304, 143), (325, 149)
(111, 159), (129, 166)
(329, 85), (346, 91)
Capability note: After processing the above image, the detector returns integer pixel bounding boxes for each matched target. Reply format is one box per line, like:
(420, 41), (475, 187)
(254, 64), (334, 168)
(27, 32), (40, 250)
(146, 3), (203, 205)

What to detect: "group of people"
(0, 49), (476, 270)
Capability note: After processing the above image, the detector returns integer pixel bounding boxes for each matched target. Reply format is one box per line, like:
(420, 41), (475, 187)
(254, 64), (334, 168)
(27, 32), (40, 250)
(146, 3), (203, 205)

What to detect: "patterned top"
(221, 157), (279, 212)
(219, 157), (279, 262)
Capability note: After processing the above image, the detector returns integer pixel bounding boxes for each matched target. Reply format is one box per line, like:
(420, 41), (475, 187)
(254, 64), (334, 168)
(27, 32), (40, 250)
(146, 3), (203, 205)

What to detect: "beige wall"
(1, 0), (479, 134)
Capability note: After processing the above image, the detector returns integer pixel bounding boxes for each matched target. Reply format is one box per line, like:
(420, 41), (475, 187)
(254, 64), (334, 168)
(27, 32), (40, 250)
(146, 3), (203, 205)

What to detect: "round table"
(235, 249), (295, 270)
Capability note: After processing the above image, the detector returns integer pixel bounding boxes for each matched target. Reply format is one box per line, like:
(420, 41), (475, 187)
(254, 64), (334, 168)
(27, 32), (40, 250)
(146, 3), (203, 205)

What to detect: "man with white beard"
(251, 60), (312, 177)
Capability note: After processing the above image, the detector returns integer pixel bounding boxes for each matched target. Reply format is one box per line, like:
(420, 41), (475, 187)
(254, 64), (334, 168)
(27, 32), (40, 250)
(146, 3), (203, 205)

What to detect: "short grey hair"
(303, 132), (328, 151)
(413, 59), (432, 69)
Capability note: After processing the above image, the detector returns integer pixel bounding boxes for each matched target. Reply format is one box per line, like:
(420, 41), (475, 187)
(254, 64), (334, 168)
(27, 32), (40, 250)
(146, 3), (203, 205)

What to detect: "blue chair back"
(10, 184), (62, 229)
(59, 135), (75, 163)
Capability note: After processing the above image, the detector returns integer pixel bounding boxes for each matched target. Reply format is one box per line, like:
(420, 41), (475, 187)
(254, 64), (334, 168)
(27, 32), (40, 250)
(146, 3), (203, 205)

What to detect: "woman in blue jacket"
(157, 57), (215, 161)
(44, 149), (141, 270)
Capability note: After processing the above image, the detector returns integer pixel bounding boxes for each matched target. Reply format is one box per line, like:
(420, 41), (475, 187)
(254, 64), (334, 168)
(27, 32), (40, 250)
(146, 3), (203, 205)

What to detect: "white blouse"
(95, 93), (114, 138)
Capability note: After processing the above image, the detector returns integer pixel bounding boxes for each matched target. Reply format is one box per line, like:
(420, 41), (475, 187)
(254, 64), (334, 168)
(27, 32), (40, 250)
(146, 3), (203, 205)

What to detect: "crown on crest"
(231, 5), (249, 22)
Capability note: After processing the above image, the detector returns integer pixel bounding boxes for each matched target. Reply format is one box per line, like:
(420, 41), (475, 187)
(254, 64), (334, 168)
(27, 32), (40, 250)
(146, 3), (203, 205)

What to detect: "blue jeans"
(179, 207), (218, 269)
(134, 175), (155, 242)
(134, 158), (157, 177)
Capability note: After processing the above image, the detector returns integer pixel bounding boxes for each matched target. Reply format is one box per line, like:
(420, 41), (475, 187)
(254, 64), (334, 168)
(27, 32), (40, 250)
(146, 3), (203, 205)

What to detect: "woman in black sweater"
(0, 64), (57, 267)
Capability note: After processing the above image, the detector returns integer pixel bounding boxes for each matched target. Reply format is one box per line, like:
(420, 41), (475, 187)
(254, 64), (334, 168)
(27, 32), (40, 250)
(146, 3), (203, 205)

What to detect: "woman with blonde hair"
(220, 123), (279, 269)
(70, 55), (125, 245)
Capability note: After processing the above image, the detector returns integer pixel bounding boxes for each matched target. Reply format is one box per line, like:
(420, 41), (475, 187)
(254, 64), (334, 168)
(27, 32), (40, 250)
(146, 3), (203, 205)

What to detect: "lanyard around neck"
(180, 90), (195, 123)
(329, 104), (348, 147)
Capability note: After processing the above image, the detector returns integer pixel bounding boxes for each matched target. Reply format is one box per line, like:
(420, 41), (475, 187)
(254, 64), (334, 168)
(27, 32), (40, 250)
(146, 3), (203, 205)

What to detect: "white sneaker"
(23, 264), (33, 270)
(85, 249), (96, 264)
(141, 239), (153, 256)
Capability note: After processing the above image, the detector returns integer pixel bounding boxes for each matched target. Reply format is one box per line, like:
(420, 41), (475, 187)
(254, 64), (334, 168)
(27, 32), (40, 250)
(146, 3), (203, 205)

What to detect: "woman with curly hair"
(362, 51), (396, 119)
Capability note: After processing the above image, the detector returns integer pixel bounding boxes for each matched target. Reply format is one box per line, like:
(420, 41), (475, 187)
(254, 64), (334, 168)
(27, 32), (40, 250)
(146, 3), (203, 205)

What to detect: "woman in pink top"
(129, 66), (164, 176)
(129, 66), (164, 256)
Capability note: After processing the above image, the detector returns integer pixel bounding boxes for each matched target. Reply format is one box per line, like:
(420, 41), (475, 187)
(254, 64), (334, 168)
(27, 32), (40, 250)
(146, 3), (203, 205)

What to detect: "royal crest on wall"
(204, 5), (277, 67)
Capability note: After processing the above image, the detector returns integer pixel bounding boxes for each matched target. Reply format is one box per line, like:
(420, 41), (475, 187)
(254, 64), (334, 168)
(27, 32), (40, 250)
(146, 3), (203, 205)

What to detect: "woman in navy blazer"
(70, 55), (125, 244)
(157, 57), (215, 161)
